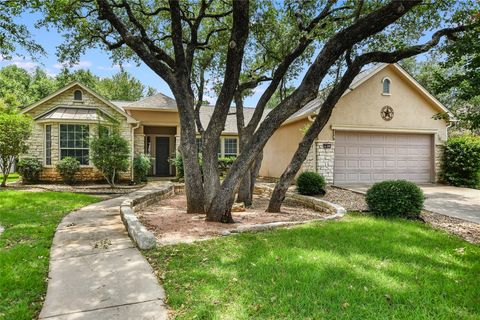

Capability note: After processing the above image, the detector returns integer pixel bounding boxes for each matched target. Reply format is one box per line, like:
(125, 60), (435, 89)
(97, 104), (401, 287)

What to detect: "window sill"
(381, 93), (391, 96)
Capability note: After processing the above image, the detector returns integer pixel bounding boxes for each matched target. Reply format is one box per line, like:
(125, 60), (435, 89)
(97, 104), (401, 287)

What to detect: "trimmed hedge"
(366, 180), (424, 219)
(17, 158), (42, 184)
(296, 171), (326, 195)
(442, 134), (480, 188)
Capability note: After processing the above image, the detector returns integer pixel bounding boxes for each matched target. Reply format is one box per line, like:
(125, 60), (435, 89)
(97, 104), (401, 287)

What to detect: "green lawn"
(0, 190), (98, 319)
(0, 172), (20, 184)
(145, 214), (480, 319)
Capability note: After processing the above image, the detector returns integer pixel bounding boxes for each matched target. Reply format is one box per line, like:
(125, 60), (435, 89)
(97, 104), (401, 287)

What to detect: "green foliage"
(56, 157), (81, 185)
(441, 134), (480, 188)
(296, 171), (326, 195)
(145, 215), (480, 319)
(133, 153), (152, 184)
(218, 156), (235, 177)
(366, 180), (424, 218)
(0, 65), (155, 109)
(0, 1), (44, 59)
(0, 191), (97, 319)
(90, 124), (130, 187)
(171, 154), (184, 179)
(0, 110), (33, 186)
(17, 158), (43, 184)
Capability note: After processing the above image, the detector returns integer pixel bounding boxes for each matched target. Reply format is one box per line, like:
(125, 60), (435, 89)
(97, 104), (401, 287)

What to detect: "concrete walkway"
(337, 184), (480, 224)
(39, 196), (167, 320)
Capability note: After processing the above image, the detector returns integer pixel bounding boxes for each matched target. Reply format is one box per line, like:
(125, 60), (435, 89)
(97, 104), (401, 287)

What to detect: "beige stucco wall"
(127, 109), (180, 127)
(318, 65), (448, 143)
(22, 85), (133, 181)
(259, 119), (308, 177)
(260, 64), (449, 178)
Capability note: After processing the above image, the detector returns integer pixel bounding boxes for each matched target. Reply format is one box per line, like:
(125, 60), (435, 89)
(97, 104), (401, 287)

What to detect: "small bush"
(366, 180), (424, 218)
(296, 171), (326, 195)
(442, 134), (480, 188)
(133, 154), (152, 184)
(56, 157), (80, 185)
(218, 156), (235, 176)
(171, 153), (184, 178)
(17, 158), (42, 184)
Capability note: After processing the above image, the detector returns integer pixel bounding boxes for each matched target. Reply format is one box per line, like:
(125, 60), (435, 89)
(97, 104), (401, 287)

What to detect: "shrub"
(218, 156), (235, 176)
(17, 158), (42, 184)
(56, 157), (80, 185)
(296, 171), (326, 195)
(90, 124), (130, 187)
(366, 180), (424, 219)
(171, 153), (184, 178)
(133, 154), (152, 183)
(441, 134), (480, 188)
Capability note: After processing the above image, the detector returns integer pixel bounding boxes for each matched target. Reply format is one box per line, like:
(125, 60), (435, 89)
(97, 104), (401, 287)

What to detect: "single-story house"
(20, 63), (452, 184)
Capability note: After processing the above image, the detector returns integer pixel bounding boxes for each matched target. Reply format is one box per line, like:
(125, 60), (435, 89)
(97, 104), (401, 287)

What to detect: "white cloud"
(0, 56), (39, 72)
(53, 60), (93, 70)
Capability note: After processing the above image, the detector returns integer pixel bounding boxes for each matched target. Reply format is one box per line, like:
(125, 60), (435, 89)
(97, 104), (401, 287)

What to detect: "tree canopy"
(0, 65), (157, 108)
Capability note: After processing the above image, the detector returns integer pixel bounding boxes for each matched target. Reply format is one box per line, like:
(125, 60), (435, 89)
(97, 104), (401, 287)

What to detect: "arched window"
(382, 78), (391, 95)
(74, 89), (83, 101)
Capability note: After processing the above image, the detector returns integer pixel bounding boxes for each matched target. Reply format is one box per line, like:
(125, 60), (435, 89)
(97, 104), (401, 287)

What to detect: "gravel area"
(421, 211), (480, 244)
(138, 193), (329, 246)
(320, 186), (368, 212)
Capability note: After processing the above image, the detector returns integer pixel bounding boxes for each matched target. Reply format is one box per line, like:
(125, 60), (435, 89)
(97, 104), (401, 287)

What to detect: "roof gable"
(22, 81), (137, 123)
(286, 63), (452, 124)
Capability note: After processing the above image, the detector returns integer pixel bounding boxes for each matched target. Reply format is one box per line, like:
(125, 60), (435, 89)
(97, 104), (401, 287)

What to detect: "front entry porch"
(143, 126), (177, 177)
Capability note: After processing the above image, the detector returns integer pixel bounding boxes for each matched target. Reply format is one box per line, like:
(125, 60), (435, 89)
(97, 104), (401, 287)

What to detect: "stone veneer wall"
(22, 86), (134, 182)
(434, 144), (445, 183)
(302, 140), (335, 184)
(134, 134), (145, 156)
(315, 141), (335, 184)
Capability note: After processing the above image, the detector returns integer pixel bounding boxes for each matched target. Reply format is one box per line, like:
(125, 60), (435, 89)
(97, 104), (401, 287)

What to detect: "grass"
(0, 190), (99, 319)
(145, 214), (480, 319)
(0, 172), (20, 184)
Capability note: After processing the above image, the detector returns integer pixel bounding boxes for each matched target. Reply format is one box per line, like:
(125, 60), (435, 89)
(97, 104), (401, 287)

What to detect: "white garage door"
(334, 132), (433, 184)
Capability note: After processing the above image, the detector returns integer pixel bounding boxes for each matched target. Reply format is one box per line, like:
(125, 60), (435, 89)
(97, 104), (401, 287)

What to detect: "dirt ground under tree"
(137, 193), (330, 245)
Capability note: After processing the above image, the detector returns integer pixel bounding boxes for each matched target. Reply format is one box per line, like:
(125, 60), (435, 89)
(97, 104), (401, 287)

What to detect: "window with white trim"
(45, 125), (52, 165)
(223, 138), (238, 157)
(382, 78), (391, 94)
(60, 124), (89, 165)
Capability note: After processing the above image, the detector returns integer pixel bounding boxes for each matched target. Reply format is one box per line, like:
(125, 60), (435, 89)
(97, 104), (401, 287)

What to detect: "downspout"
(131, 121), (141, 182)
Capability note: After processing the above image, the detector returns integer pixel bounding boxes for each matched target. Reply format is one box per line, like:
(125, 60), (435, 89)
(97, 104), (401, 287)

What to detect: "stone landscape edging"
(120, 183), (175, 249)
(219, 184), (347, 235)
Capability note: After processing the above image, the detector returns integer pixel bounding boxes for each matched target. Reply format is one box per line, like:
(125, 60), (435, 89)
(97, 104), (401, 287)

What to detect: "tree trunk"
(267, 62), (363, 212)
(1, 175), (7, 187)
(236, 169), (252, 205)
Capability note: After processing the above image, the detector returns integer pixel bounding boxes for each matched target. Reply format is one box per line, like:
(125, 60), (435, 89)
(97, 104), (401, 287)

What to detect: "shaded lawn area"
(145, 214), (480, 319)
(0, 190), (99, 319)
(0, 172), (20, 184)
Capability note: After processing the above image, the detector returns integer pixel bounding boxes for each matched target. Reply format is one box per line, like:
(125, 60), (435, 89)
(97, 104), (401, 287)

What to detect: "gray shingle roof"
(120, 93), (178, 110)
(199, 106), (262, 134)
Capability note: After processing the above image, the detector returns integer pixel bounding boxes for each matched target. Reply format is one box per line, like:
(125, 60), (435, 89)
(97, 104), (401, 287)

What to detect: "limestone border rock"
(120, 183), (175, 249)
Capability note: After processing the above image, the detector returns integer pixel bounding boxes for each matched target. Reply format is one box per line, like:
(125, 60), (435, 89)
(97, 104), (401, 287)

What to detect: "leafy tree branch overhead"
(24, 0), (480, 221)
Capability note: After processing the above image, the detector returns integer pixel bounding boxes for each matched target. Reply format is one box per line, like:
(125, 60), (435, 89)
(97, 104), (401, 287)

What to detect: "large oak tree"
(40, 0), (478, 222)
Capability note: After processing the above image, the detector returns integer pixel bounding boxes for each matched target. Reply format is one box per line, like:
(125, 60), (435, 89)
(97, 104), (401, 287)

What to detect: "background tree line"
(0, 65), (157, 109)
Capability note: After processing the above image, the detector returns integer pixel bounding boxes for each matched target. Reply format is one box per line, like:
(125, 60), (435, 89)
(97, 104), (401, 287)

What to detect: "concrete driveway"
(337, 184), (480, 224)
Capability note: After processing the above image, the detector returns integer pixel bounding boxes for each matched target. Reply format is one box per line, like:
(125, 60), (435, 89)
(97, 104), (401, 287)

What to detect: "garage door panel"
(334, 132), (432, 184)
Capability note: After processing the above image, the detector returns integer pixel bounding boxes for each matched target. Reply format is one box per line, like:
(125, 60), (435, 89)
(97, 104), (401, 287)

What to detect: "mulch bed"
(6, 182), (145, 195)
(137, 193), (329, 246)
(320, 186), (368, 212)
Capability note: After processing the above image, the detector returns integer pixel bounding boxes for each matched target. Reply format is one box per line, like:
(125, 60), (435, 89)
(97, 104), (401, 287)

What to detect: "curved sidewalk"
(39, 195), (167, 320)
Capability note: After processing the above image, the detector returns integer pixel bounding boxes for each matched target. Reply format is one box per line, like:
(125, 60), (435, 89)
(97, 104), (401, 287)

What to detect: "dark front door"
(155, 137), (170, 176)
